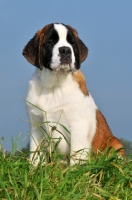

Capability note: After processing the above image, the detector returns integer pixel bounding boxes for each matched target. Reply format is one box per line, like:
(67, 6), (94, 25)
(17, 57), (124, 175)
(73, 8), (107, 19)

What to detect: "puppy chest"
(36, 84), (85, 122)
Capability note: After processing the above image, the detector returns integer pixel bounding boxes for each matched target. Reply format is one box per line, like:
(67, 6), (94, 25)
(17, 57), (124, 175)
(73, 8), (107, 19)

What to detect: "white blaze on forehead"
(51, 23), (76, 71)
(54, 23), (68, 39)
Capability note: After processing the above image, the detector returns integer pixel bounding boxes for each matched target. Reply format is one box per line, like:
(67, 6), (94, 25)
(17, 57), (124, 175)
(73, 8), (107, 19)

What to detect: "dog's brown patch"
(92, 109), (125, 156)
(67, 25), (88, 63)
(73, 70), (89, 96)
(67, 25), (78, 37)
(22, 24), (52, 70)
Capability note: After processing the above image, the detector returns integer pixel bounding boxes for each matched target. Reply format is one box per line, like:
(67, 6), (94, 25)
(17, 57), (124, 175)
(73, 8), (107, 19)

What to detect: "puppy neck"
(36, 67), (72, 88)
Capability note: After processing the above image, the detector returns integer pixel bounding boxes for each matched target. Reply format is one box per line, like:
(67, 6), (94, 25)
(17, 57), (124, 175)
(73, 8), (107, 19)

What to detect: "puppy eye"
(70, 39), (75, 45)
(67, 34), (76, 46)
(47, 31), (59, 46)
(48, 38), (55, 45)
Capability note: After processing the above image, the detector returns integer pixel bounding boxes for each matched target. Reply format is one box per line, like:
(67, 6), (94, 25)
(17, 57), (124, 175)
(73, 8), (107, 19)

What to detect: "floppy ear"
(22, 31), (41, 69)
(67, 25), (88, 63)
(77, 38), (88, 63)
(23, 24), (52, 70)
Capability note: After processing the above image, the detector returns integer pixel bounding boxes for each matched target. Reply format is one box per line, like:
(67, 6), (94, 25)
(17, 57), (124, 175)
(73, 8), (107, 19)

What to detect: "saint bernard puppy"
(23, 23), (125, 165)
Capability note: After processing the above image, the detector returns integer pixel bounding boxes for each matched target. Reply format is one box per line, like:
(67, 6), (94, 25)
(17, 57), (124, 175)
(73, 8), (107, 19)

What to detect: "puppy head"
(22, 23), (88, 71)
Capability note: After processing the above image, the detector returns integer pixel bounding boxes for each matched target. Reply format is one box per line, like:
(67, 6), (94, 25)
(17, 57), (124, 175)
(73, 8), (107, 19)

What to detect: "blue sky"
(0, 1), (132, 151)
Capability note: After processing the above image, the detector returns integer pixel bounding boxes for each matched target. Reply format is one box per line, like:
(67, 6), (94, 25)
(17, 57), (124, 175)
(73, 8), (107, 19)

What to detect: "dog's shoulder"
(72, 70), (88, 96)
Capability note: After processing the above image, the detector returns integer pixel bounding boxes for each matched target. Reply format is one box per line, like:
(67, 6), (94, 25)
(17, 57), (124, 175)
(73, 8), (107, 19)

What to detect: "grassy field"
(0, 140), (132, 200)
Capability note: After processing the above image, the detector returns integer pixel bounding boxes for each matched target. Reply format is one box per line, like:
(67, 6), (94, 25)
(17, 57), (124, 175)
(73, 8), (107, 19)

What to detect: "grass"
(0, 138), (132, 200)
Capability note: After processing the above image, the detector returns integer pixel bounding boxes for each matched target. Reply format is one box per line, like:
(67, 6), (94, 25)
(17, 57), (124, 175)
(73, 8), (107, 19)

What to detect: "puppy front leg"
(30, 126), (44, 165)
(28, 113), (45, 165)
(70, 123), (93, 166)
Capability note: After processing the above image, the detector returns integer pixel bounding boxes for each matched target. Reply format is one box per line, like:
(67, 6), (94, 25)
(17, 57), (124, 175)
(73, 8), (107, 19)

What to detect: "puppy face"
(49, 24), (76, 72)
(23, 23), (88, 71)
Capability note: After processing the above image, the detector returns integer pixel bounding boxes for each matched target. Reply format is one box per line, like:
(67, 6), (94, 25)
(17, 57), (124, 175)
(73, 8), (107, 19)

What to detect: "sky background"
(0, 0), (132, 151)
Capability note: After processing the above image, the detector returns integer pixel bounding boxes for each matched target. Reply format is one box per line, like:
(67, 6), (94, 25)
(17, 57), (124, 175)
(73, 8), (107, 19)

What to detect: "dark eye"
(67, 33), (76, 46)
(70, 39), (76, 45)
(47, 38), (55, 45)
(47, 31), (59, 46)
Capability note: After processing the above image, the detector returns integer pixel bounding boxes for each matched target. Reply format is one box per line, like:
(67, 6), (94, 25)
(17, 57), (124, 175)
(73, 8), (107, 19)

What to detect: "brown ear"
(77, 38), (88, 63)
(67, 25), (88, 63)
(22, 31), (40, 69)
(23, 24), (52, 70)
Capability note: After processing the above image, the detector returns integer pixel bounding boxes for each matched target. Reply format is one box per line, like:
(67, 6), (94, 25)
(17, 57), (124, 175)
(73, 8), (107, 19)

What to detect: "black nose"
(59, 46), (71, 56)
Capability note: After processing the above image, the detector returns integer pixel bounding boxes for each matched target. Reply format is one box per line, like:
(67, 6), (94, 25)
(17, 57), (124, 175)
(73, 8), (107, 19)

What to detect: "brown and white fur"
(23, 23), (125, 165)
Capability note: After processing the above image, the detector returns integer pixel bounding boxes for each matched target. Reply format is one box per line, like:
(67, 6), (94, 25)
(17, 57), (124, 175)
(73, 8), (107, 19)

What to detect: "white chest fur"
(26, 68), (97, 164)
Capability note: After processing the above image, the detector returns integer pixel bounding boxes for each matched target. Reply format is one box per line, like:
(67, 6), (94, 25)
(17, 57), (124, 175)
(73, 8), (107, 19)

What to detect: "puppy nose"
(59, 46), (71, 56)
